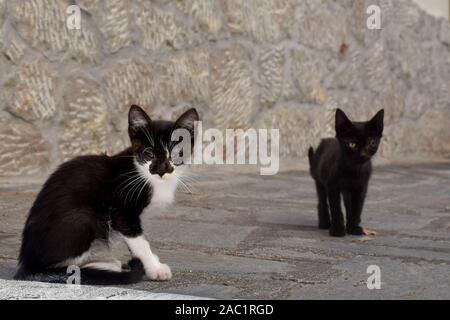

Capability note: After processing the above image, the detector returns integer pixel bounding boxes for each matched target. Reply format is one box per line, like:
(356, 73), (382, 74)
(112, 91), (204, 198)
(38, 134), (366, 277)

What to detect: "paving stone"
(289, 255), (450, 299)
(143, 220), (257, 249)
(0, 279), (205, 300)
(1, 163), (449, 299)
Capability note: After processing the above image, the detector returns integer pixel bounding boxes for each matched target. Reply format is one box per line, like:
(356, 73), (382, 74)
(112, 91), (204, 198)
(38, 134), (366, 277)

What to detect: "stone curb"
(0, 279), (209, 300)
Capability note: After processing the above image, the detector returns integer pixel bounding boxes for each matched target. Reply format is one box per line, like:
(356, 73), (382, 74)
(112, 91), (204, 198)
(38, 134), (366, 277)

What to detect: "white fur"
(134, 159), (182, 211)
(55, 251), (91, 268)
(82, 260), (122, 272)
(55, 240), (122, 272)
(118, 159), (182, 280)
(122, 235), (172, 280)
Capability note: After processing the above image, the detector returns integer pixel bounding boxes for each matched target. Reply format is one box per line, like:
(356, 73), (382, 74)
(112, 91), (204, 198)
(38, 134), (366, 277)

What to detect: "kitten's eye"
(143, 149), (154, 159)
(348, 142), (357, 149)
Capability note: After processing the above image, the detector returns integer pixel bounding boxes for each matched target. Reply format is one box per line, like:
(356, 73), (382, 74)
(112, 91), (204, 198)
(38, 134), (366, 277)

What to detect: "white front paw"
(146, 263), (172, 281)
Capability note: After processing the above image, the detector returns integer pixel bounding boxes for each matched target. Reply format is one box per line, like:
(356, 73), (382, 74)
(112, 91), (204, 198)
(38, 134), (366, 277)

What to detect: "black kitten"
(15, 105), (199, 284)
(308, 108), (384, 237)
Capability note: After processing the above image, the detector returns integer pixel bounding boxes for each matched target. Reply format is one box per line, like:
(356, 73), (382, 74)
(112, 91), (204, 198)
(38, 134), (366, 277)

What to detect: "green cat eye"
(348, 142), (357, 149)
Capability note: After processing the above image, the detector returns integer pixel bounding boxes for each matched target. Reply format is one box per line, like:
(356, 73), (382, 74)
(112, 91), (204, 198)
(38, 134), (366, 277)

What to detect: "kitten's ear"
(335, 108), (353, 137)
(174, 108), (199, 134)
(128, 105), (151, 131)
(368, 109), (384, 136)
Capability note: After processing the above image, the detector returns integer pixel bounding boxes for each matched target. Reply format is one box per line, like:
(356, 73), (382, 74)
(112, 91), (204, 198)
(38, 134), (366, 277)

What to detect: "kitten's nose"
(360, 153), (370, 162)
(155, 168), (166, 177)
(150, 161), (173, 177)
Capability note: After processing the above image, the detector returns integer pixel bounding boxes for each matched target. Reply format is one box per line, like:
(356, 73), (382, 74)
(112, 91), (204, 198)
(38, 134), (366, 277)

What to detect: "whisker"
(125, 176), (146, 203)
(176, 176), (194, 194)
(143, 127), (154, 146)
(135, 176), (150, 204)
(130, 177), (147, 203)
(114, 171), (140, 189)
(115, 174), (142, 198)
(114, 170), (140, 181)
(180, 175), (199, 183)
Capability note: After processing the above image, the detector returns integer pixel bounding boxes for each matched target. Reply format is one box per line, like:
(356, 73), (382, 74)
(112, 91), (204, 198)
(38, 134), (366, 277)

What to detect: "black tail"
(308, 146), (315, 169)
(14, 258), (145, 286)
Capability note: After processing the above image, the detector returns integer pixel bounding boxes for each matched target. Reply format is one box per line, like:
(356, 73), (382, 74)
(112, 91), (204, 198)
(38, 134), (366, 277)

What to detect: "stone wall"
(0, 0), (449, 177)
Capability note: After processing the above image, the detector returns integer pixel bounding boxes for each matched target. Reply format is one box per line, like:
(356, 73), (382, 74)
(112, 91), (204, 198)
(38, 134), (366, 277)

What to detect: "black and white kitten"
(15, 105), (199, 284)
(308, 108), (384, 237)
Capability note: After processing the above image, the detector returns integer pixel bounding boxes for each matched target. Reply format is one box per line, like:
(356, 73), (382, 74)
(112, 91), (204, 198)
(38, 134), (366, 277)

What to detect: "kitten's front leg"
(346, 185), (376, 236)
(122, 234), (172, 281)
(327, 187), (346, 237)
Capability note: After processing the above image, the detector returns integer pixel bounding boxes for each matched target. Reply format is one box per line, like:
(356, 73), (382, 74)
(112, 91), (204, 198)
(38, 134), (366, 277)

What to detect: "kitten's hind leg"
(315, 181), (330, 229)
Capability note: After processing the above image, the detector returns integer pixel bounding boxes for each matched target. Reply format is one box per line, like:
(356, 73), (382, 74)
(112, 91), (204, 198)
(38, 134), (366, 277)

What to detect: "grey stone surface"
(0, 120), (51, 176)
(135, 1), (193, 53)
(9, 0), (100, 62)
(176, 0), (223, 39)
(210, 44), (255, 129)
(257, 104), (322, 157)
(258, 47), (285, 108)
(59, 72), (112, 161)
(287, 47), (327, 105)
(297, 3), (348, 53)
(1, 162), (449, 299)
(0, 0), (448, 171)
(4, 59), (57, 121)
(221, 0), (294, 43)
(158, 47), (210, 108)
(103, 59), (157, 113)
(0, 279), (207, 300)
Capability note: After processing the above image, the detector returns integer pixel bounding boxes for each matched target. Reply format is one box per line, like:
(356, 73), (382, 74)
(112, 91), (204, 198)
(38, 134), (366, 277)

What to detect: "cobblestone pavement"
(0, 161), (449, 299)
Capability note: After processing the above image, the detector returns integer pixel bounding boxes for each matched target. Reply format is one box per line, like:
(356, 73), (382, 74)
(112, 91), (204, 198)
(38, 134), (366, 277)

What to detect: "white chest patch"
(135, 160), (182, 213)
(147, 176), (177, 209)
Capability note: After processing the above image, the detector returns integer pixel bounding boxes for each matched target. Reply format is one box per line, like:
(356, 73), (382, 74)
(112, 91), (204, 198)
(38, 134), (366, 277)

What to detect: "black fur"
(309, 108), (384, 237)
(15, 258), (144, 285)
(15, 105), (199, 284)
